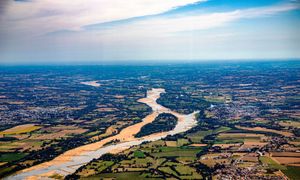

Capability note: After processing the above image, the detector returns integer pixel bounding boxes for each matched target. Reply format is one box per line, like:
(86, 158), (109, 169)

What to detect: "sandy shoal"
(19, 89), (164, 174)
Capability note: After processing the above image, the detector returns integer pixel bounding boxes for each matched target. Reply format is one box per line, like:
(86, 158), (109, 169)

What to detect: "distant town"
(0, 61), (299, 179)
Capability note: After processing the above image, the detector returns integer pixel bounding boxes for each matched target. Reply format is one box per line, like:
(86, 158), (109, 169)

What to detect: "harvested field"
(232, 153), (247, 157)
(96, 108), (118, 112)
(31, 125), (87, 140)
(4, 134), (30, 140)
(241, 156), (258, 162)
(272, 152), (300, 157)
(1, 139), (42, 152)
(216, 132), (264, 144)
(251, 118), (270, 124)
(239, 142), (267, 150)
(244, 141), (267, 146)
(199, 153), (232, 167)
(114, 95), (124, 99)
(0, 124), (41, 136)
(236, 162), (257, 168)
(200, 158), (230, 168)
(165, 141), (177, 147)
(213, 143), (241, 149)
(289, 141), (300, 146)
(272, 157), (300, 165)
(218, 133), (264, 138)
(189, 144), (207, 147)
(7, 101), (24, 105)
(236, 126), (293, 137)
(279, 121), (300, 128)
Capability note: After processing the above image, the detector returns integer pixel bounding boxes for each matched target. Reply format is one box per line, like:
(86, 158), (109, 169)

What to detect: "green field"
(158, 166), (178, 177)
(187, 126), (231, 143)
(204, 96), (227, 103)
(214, 138), (246, 144)
(0, 124), (41, 135)
(134, 150), (145, 158)
(177, 138), (190, 146)
(0, 153), (27, 162)
(175, 165), (202, 179)
(119, 157), (152, 168)
(128, 104), (149, 112)
(0, 166), (16, 177)
(158, 164), (202, 179)
(87, 161), (114, 173)
(283, 166), (300, 180)
(175, 165), (193, 175)
(151, 146), (202, 158)
(259, 156), (286, 170)
(85, 172), (154, 180)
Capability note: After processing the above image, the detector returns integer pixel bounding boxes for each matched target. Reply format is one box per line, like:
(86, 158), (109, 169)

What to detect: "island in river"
(8, 88), (198, 180)
(1, 62), (299, 179)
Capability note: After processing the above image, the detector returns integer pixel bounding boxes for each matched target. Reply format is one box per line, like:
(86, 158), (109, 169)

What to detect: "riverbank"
(80, 81), (101, 87)
(8, 88), (198, 180)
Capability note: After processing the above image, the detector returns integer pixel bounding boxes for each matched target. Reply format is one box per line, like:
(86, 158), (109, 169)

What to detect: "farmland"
(71, 137), (204, 179)
(0, 62), (299, 179)
(0, 124), (41, 136)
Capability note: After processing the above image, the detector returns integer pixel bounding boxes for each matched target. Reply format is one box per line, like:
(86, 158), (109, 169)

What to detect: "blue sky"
(0, 0), (299, 64)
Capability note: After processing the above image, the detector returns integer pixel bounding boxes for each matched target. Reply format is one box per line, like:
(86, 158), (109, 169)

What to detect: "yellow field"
(7, 101), (24, 105)
(0, 125), (88, 152)
(0, 162), (7, 166)
(31, 125), (87, 140)
(272, 152), (300, 157)
(199, 153), (231, 168)
(272, 157), (300, 165)
(236, 126), (293, 137)
(0, 124), (41, 136)
(218, 133), (264, 138)
(189, 144), (207, 147)
(279, 121), (300, 128)
(236, 162), (257, 168)
(213, 143), (241, 149)
(240, 156), (258, 162)
(165, 141), (177, 147)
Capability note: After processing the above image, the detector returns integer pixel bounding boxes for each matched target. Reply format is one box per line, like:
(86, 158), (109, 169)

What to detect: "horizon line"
(1, 58), (300, 66)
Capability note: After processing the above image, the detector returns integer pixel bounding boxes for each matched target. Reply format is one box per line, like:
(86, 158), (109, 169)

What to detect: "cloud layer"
(0, 0), (203, 37)
(0, 0), (299, 63)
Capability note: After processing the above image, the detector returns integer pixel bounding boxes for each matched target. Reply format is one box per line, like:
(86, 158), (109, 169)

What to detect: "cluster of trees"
(135, 113), (178, 138)
(157, 92), (210, 114)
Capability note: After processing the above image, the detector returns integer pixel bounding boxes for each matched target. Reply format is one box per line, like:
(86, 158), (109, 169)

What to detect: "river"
(8, 88), (198, 180)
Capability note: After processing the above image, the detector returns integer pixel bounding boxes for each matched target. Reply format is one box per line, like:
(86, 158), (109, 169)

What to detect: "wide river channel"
(8, 88), (198, 180)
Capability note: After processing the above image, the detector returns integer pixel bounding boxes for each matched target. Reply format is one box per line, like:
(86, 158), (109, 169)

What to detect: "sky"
(0, 0), (299, 64)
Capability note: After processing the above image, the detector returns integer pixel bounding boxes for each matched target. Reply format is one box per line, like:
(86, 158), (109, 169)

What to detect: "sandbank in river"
(8, 88), (198, 180)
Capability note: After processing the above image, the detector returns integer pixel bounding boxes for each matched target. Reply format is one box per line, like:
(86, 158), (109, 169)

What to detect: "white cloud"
(0, 0), (203, 37)
(1, 1), (299, 62)
(105, 2), (300, 36)
(1, 1), (298, 40)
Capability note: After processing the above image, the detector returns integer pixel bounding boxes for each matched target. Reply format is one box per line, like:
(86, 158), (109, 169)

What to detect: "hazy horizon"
(0, 0), (300, 64)
(0, 58), (299, 65)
